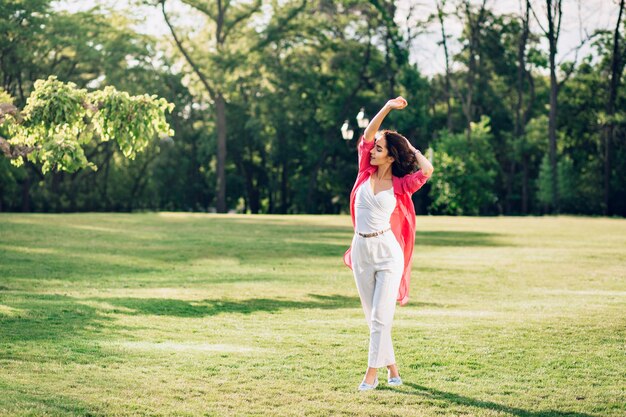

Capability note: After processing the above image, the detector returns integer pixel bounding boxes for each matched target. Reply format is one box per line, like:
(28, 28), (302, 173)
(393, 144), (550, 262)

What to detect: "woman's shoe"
(358, 377), (379, 391)
(387, 369), (403, 386)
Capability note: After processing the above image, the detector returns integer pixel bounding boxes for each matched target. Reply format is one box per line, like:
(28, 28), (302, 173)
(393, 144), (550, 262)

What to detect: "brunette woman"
(343, 96), (434, 391)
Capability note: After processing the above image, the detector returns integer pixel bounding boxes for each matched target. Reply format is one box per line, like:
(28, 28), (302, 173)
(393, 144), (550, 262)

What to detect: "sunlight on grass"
(77, 300), (137, 313)
(0, 213), (624, 416)
(107, 341), (262, 353)
(0, 304), (26, 317)
(66, 224), (131, 234)
(0, 245), (56, 255)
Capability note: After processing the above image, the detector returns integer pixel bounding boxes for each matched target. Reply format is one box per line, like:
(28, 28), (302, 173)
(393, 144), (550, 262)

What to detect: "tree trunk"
(102, 142), (114, 211)
(384, 31), (396, 98)
(505, 161), (515, 214)
(512, 0), (531, 214)
(190, 134), (203, 211)
(604, 0), (625, 216)
(515, 0), (530, 138)
(215, 93), (227, 213)
(436, 0), (453, 131)
(281, 160), (288, 214)
(241, 160), (259, 214)
(50, 171), (62, 212)
(161, 0), (229, 213)
(460, 0), (487, 140)
(277, 131), (288, 214)
(306, 149), (328, 214)
(20, 171), (30, 212)
(546, 0), (562, 213)
(129, 152), (154, 211)
(522, 154), (529, 213)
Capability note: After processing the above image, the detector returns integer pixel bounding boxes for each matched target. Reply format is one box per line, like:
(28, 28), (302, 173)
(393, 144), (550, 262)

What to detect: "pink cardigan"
(343, 136), (430, 305)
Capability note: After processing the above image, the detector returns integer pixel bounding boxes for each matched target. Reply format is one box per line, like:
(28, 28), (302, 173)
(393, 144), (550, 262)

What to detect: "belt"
(357, 227), (391, 238)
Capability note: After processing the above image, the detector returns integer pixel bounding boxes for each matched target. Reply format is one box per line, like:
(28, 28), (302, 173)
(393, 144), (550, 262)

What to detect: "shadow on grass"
(95, 293), (448, 318)
(1, 292), (446, 345)
(0, 294), (110, 342)
(0, 381), (104, 417)
(96, 293), (366, 317)
(386, 382), (598, 417)
(1, 214), (510, 285)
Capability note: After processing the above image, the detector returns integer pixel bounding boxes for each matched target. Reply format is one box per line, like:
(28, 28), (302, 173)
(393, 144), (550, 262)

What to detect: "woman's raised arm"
(363, 96), (408, 143)
(404, 139), (434, 177)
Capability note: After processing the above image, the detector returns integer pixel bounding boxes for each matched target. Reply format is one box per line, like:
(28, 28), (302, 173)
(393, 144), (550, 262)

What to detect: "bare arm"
(415, 149), (434, 177)
(363, 97), (408, 143)
(405, 141), (434, 177)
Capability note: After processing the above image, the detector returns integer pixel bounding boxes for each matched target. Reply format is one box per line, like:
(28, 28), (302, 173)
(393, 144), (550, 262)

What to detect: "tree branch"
(160, 0), (216, 100)
(0, 102), (22, 123)
(557, 31), (601, 88)
(555, 0), (563, 45)
(256, 0), (308, 50)
(529, 1), (547, 35)
(0, 135), (36, 159)
(181, 0), (215, 20)
(222, 0), (262, 43)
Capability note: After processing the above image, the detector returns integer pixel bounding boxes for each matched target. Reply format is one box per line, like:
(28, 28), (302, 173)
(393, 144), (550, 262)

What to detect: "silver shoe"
(388, 370), (403, 386)
(358, 377), (379, 391)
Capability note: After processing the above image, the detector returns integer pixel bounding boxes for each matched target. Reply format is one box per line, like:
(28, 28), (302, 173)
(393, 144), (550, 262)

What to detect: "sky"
(398, 0), (618, 75)
(54, 0), (619, 77)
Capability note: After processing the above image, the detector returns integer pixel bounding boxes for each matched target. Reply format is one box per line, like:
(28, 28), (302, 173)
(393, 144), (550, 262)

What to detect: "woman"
(343, 96), (434, 391)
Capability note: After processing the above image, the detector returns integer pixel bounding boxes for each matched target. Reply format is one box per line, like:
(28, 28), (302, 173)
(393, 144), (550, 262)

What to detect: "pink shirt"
(343, 136), (430, 305)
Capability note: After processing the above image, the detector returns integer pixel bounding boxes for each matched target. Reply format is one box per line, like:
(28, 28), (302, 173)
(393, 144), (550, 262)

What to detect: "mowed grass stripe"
(0, 213), (624, 416)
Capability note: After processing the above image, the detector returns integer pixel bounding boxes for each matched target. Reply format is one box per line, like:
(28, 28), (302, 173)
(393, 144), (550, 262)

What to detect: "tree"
(515, 0), (536, 213)
(430, 116), (498, 215)
(435, 0), (453, 131)
(532, 0), (563, 212)
(603, 0), (626, 215)
(0, 77), (174, 174)
(226, 0), (421, 214)
(156, 0), (306, 213)
(457, 0), (490, 139)
(0, 0), (49, 104)
(0, 0), (184, 211)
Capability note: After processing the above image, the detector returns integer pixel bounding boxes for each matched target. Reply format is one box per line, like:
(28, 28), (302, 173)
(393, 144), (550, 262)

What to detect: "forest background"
(1, 0), (625, 217)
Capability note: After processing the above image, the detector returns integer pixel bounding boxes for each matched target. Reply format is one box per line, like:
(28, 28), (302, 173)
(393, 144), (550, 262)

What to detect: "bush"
(430, 116), (499, 215)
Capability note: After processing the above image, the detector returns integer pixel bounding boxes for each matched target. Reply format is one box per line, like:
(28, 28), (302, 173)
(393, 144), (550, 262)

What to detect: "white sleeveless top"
(355, 177), (396, 234)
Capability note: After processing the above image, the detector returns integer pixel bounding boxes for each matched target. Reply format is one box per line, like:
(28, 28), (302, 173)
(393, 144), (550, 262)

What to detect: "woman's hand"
(385, 96), (408, 110)
(363, 96), (408, 142)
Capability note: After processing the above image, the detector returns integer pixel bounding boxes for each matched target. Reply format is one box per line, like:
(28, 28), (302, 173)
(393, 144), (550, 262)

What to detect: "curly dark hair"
(380, 130), (418, 177)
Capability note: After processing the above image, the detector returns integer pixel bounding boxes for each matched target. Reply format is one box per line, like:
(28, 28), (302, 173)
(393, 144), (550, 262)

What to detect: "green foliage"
(3, 76), (174, 174)
(428, 151), (464, 215)
(430, 117), (499, 215)
(536, 154), (579, 212)
(1, 0), (625, 215)
(517, 115), (549, 157)
(537, 152), (604, 214)
(9, 77), (90, 173)
(91, 87), (175, 159)
(0, 1), (51, 106)
(558, 156), (578, 210)
(0, 89), (12, 105)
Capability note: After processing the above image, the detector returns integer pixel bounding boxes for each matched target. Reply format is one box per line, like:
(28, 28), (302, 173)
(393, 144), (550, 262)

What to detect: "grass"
(0, 213), (624, 417)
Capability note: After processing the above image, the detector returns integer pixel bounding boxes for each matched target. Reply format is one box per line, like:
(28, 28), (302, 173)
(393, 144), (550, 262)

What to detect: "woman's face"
(370, 136), (394, 166)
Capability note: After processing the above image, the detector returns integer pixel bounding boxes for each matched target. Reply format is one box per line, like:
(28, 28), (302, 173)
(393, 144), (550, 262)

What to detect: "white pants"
(351, 231), (404, 368)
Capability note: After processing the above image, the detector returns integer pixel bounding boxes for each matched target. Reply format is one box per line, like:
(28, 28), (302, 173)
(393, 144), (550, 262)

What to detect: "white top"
(355, 177), (396, 234)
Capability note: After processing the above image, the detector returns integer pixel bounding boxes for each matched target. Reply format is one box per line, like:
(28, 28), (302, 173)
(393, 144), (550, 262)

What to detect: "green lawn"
(0, 213), (624, 417)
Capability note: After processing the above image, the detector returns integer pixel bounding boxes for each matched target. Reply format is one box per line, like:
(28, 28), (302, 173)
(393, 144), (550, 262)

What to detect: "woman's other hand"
(386, 96), (408, 110)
